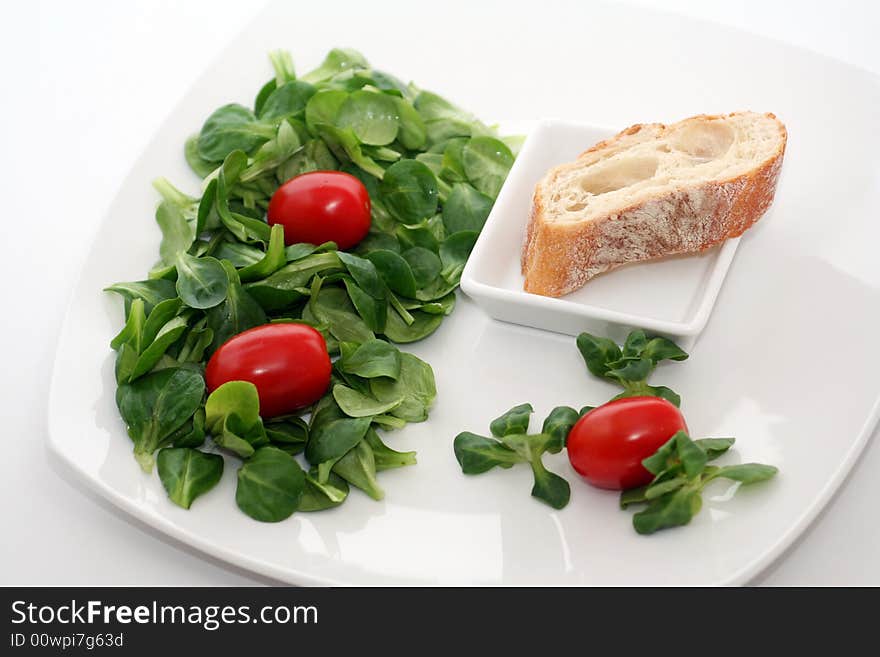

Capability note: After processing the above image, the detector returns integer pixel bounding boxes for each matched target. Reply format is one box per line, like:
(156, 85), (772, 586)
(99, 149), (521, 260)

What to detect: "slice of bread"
(521, 112), (787, 296)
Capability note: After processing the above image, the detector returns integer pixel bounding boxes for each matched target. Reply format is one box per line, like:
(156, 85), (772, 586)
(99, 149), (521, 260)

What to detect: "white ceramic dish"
(462, 120), (742, 348)
(47, 0), (880, 585)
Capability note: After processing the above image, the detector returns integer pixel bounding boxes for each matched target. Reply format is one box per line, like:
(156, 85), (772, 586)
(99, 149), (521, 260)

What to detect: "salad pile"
(106, 48), (517, 521)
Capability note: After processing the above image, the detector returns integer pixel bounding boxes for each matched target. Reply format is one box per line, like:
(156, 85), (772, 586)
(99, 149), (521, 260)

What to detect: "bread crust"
(521, 112), (787, 297)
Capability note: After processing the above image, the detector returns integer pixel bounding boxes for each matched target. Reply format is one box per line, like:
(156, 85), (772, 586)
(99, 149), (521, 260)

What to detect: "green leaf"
(454, 432), (523, 474)
(645, 476), (687, 500)
(369, 353), (436, 422)
(408, 292), (456, 316)
(110, 297), (146, 351)
(620, 486), (649, 509)
(332, 439), (383, 500)
(364, 429), (416, 470)
(214, 241), (265, 268)
(205, 260), (267, 354)
(380, 159), (439, 223)
(157, 448), (224, 509)
(607, 357), (653, 385)
(401, 247), (441, 289)
(184, 134), (216, 178)
(356, 230), (399, 254)
(116, 367), (205, 472)
(396, 220), (440, 252)
(240, 120), (303, 183)
(642, 337), (689, 364)
(205, 381), (268, 458)
(439, 231), (478, 284)
(277, 138), (339, 182)
(336, 89), (399, 146)
(306, 414), (372, 466)
(175, 253), (229, 309)
(332, 384), (402, 417)
(155, 200), (195, 265)
(246, 251), (341, 311)
(264, 417), (309, 453)
(576, 332), (623, 378)
(268, 49), (296, 85)
(105, 279), (177, 316)
(502, 134), (526, 156)
(675, 431), (708, 480)
(197, 104), (274, 162)
(196, 178), (219, 234)
(316, 123), (385, 179)
(632, 486), (702, 535)
(171, 408), (206, 448)
(215, 151), (272, 243)
(622, 330), (648, 358)
(645, 385), (682, 408)
(298, 470), (349, 512)
(339, 339), (401, 379)
(254, 78), (277, 116)
(205, 380), (260, 428)
(301, 48), (369, 84)
(394, 96), (426, 150)
(442, 183), (493, 233)
(461, 136), (514, 198)
(695, 437), (736, 461)
(529, 459), (571, 510)
(237, 224), (287, 283)
(305, 89), (348, 135)
(641, 435), (679, 477)
(257, 80), (315, 121)
(114, 343), (138, 384)
(711, 463), (779, 485)
(440, 138), (468, 182)
(285, 242), (321, 262)
(541, 406), (580, 452)
(235, 446), (305, 522)
(129, 314), (190, 381)
(342, 278), (387, 333)
(371, 414), (406, 430)
(310, 283), (375, 344)
(383, 307), (443, 343)
(489, 403), (534, 438)
(498, 432), (571, 509)
(365, 250), (418, 298)
(337, 251), (386, 299)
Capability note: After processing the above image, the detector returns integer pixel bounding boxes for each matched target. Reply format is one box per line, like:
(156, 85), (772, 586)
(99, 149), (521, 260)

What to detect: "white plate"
(48, 0), (880, 585)
(461, 119), (742, 348)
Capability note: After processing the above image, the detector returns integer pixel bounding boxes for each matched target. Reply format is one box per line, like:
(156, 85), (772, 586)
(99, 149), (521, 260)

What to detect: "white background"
(3, 0), (877, 585)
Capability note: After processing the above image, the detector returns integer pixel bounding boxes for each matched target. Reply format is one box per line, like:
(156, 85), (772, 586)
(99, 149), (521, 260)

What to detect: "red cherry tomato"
(205, 323), (331, 418)
(566, 396), (688, 490)
(267, 171), (371, 249)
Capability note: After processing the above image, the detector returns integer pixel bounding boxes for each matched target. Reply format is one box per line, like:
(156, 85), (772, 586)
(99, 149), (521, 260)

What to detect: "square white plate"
(462, 120), (742, 348)
(48, 0), (880, 585)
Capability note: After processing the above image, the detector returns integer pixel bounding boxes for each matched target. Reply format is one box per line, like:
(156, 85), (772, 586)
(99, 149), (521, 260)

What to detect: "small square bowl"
(460, 119), (741, 349)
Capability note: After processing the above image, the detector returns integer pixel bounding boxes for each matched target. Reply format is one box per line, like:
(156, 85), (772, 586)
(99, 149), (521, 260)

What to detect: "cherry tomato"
(205, 323), (331, 418)
(566, 396), (688, 490)
(267, 171), (371, 249)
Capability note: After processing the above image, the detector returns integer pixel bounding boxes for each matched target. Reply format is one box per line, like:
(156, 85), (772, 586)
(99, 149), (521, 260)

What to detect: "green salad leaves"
(454, 403), (578, 509)
(454, 330), (779, 534)
(620, 432), (778, 534)
(105, 48), (515, 521)
(576, 330), (688, 407)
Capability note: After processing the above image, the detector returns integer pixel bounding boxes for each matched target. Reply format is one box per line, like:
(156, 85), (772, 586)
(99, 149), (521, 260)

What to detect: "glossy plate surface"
(48, 0), (880, 585)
